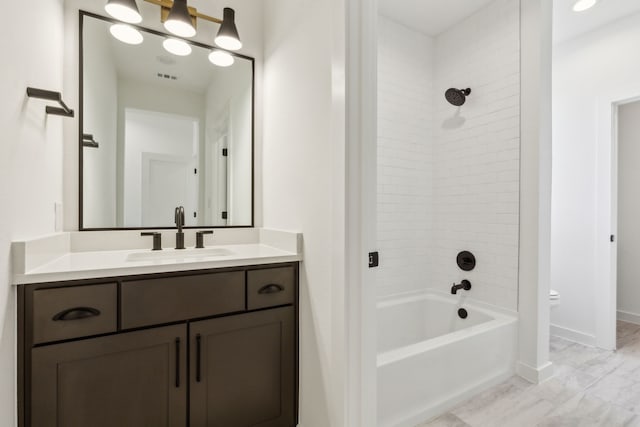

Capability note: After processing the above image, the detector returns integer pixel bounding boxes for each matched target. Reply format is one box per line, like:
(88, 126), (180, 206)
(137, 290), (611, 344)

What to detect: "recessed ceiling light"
(109, 24), (144, 45)
(163, 38), (192, 56)
(208, 50), (234, 67)
(573, 0), (598, 12)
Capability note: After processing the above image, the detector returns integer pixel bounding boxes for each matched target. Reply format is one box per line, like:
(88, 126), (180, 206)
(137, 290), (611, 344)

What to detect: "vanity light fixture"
(163, 0), (196, 37)
(109, 23), (144, 45)
(141, 0), (242, 49)
(573, 0), (598, 12)
(215, 8), (242, 51)
(208, 49), (234, 67)
(163, 38), (192, 56)
(105, 0), (142, 23)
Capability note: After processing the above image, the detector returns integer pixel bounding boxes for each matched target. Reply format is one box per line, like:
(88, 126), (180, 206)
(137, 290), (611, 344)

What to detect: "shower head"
(445, 88), (471, 106)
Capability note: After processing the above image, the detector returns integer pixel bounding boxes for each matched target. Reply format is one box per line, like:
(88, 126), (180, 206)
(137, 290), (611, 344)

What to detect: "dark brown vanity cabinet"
(18, 263), (299, 427)
(31, 324), (187, 427)
(190, 307), (295, 427)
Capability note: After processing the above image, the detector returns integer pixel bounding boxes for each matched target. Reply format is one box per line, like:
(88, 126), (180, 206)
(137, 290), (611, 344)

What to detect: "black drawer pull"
(196, 334), (202, 382)
(175, 337), (181, 388)
(52, 307), (101, 321)
(258, 284), (285, 294)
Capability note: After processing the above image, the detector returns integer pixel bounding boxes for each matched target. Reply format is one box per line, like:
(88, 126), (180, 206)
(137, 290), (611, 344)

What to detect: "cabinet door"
(30, 324), (187, 427)
(190, 307), (296, 427)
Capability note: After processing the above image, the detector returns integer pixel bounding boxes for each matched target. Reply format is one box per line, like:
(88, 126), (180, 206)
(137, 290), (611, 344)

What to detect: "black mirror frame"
(78, 10), (255, 231)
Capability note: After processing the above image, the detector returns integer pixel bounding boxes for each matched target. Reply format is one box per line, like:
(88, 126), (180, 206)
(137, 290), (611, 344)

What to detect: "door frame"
(343, 0), (378, 426)
(601, 95), (640, 350)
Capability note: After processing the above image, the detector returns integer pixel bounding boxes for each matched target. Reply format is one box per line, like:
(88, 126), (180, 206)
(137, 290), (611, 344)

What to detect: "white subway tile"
(377, 0), (520, 309)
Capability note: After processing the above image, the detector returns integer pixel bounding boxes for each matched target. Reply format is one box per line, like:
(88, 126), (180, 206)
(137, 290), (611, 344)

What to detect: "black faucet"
(451, 280), (472, 294)
(196, 230), (214, 249)
(174, 206), (185, 249)
(141, 232), (162, 251)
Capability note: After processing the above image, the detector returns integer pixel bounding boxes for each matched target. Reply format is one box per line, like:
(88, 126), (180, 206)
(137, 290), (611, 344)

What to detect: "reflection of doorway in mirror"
(141, 153), (198, 227)
(123, 108), (199, 227)
(205, 105), (230, 226)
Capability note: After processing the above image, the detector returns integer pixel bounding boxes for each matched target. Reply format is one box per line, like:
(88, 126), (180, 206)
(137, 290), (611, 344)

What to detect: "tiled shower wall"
(377, 16), (434, 297)
(377, 0), (520, 310)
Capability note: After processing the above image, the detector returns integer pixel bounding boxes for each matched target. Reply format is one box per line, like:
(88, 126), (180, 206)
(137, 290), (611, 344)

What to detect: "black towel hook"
(26, 87), (74, 118)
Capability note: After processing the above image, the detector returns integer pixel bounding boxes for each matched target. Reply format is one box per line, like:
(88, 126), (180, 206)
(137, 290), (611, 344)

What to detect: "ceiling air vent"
(156, 73), (178, 81)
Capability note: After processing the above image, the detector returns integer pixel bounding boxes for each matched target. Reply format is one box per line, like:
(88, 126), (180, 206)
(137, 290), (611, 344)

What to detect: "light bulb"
(208, 50), (234, 67)
(163, 38), (192, 56)
(164, 19), (196, 38)
(164, 0), (196, 38)
(573, 0), (597, 12)
(214, 35), (242, 51)
(109, 24), (144, 45)
(105, 0), (142, 24)
(214, 8), (242, 51)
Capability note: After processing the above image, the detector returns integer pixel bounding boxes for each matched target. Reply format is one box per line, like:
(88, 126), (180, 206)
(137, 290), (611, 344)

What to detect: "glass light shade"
(109, 24), (144, 45)
(573, 0), (597, 12)
(164, 19), (196, 38)
(214, 35), (242, 51)
(208, 50), (234, 67)
(104, 0), (142, 24)
(164, 0), (196, 38)
(214, 8), (242, 51)
(163, 38), (192, 56)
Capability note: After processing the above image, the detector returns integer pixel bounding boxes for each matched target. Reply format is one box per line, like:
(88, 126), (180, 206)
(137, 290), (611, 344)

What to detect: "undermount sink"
(126, 247), (234, 262)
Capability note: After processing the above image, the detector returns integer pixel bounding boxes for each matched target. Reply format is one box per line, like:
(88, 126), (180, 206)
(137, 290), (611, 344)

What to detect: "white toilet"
(550, 289), (560, 308)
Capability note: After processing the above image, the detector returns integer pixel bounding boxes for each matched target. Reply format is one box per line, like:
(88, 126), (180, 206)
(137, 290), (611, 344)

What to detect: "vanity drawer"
(121, 271), (245, 329)
(247, 266), (296, 310)
(32, 283), (118, 345)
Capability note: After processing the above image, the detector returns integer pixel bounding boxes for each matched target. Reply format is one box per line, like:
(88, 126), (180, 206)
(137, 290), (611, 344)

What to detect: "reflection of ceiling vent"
(157, 73), (178, 81)
(156, 55), (176, 65)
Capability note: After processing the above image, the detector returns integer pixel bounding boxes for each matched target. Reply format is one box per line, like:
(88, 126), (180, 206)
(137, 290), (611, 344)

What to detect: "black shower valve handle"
(451, 279), (472, 294)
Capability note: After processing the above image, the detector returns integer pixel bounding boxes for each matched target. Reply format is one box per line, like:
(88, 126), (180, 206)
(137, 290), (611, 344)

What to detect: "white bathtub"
(377, 291), (517, 427)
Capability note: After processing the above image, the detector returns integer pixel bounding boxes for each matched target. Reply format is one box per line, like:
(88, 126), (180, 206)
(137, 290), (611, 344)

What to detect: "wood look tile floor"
(418, 321), (640, 427)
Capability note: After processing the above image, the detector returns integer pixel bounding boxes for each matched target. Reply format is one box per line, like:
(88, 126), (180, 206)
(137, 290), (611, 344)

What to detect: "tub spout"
(451, 280), (472, 294)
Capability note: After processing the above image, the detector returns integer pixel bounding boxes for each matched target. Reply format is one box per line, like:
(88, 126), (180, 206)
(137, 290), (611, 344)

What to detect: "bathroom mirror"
(80, 11), (254, 230)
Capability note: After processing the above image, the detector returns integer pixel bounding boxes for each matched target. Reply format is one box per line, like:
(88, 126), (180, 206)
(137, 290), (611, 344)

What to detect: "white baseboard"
(516, 361), (554, 384)
(617, 310), (640, 326)
(550, 324), (596, 347)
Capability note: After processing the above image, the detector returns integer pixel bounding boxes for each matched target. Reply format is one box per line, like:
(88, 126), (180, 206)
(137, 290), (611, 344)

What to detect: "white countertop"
(12, 229), (302, 284)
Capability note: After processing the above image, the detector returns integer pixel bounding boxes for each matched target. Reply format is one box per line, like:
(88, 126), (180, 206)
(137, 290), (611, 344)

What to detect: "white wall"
(0, 0), (65, 425)
(617, 101), (640, 322)
(376, 0), (521, 311)
(377, 17), (434, 297)
(82, 19), (117, 228)
(550, 12), (640, 346)
(518, 0), (553, 383)
(262, 0), (343, 425)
